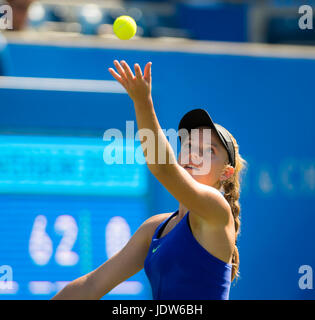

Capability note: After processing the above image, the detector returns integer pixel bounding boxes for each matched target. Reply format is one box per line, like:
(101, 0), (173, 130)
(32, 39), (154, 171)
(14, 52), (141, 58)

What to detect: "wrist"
(133, 94), (153, 108)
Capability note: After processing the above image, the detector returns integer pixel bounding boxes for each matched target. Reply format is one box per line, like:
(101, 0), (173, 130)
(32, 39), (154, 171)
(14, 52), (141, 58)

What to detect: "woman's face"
(178, 126), (233, 189)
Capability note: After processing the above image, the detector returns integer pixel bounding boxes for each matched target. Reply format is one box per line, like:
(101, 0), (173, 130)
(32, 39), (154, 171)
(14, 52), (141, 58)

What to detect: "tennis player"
(52, 60), (246, 300)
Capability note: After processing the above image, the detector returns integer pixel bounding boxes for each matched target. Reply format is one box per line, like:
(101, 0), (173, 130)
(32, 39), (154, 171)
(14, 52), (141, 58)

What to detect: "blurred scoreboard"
(0, 134), (152, 300)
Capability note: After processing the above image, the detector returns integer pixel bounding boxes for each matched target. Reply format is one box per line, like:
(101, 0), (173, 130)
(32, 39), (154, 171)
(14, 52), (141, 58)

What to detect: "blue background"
(1, 40), (315, 299)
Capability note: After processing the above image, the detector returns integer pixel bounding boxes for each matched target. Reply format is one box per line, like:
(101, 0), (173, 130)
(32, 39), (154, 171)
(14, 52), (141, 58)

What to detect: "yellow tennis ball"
(113, 15), (137, 40)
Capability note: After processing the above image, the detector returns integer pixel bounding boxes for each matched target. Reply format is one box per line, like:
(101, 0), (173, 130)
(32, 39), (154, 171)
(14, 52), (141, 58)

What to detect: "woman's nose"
(190, 152), (202, 166)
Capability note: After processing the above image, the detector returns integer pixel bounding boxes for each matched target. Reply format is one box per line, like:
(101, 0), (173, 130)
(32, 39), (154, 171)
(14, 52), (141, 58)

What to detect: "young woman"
(52, 60), (246, 300)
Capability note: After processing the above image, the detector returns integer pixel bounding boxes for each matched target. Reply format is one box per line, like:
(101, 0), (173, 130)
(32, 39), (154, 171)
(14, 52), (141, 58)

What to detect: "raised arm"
(108, 60), (232, 226)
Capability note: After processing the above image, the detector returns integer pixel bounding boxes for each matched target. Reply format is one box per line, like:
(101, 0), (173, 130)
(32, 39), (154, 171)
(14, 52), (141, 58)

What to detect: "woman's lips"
(183, 165), (199, 170)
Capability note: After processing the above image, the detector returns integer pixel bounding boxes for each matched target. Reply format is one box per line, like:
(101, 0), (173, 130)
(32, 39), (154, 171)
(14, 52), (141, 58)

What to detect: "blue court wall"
(2, 41), (315, 299)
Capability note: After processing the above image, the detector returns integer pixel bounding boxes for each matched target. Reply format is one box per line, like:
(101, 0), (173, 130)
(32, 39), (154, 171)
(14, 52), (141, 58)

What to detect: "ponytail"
(221, 134), (247, 282)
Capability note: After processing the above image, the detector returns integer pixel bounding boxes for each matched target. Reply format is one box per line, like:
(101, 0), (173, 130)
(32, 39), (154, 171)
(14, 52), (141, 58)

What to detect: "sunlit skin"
(178, 126), (235, 189)
(175, 126), (236, 254)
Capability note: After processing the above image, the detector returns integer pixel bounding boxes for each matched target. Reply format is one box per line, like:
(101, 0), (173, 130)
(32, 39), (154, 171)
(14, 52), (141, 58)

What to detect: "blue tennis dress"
(144, 210), (232, 300)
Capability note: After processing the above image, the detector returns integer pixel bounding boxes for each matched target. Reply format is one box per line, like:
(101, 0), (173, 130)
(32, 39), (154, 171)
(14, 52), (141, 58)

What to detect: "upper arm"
(86, 214), (164, 299)
(151, 164), (232, 226)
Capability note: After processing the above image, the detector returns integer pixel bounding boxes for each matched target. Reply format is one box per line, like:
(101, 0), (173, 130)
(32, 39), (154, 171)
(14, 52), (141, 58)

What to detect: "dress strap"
(154, 210), (178, 240)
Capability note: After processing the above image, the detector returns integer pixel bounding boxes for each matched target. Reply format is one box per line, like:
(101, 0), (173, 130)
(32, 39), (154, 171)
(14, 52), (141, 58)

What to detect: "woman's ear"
(220, 165), (234, 182)
(226, 166), (235, 179)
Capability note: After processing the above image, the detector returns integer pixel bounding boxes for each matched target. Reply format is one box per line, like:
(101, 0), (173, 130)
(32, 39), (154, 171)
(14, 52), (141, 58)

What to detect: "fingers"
(108, 68), (122, 83)
(120, 60), (135, 80)
(134, 63), (143, 79)
(144, 62), (152, 83)
(113, 60), (127, 82)
(109, 60), (149, 83)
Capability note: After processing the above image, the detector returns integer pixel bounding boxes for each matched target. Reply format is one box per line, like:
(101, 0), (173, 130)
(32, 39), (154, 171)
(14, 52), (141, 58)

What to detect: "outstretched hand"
(108, 60), (152, 103)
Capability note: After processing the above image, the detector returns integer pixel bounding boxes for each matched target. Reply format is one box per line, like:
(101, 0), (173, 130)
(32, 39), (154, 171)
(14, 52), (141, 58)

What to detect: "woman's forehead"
(179, 128), (229, 162)
(183, 127), (221, 145)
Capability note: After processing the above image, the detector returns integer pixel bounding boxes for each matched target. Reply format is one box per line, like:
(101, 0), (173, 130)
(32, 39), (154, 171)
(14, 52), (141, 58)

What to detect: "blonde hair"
(220, 131), (247, 282)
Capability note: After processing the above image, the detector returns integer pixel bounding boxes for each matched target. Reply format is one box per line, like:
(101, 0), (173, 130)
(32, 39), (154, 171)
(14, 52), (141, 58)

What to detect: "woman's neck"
(178, 203), (189, 220)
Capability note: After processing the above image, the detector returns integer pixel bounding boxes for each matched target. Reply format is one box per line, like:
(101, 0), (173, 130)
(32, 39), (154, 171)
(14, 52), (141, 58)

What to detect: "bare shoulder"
(141, 212), (173, 232)
(139, 212), (173, 246)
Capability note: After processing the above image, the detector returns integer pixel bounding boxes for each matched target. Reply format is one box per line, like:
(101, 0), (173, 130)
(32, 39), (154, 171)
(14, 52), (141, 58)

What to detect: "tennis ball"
(113, 15), (137, 40)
